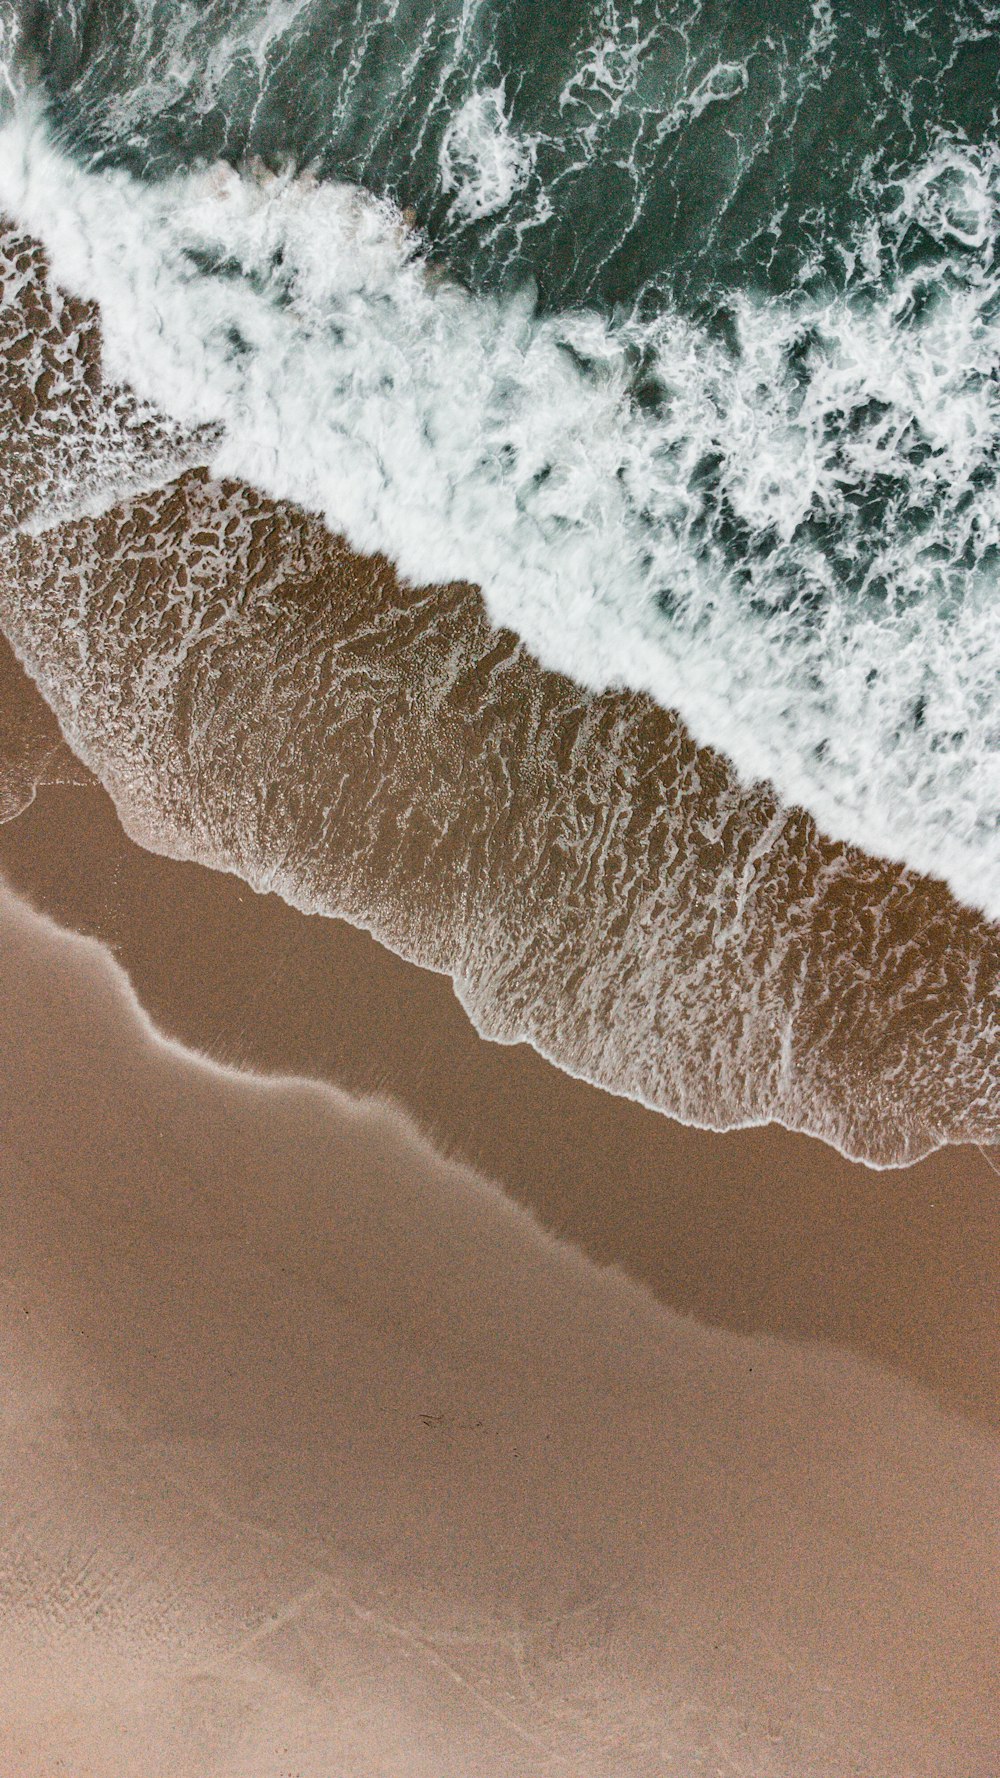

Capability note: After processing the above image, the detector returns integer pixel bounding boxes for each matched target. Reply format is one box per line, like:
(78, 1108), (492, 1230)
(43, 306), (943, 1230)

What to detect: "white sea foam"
(657, 60), (748, 138)
(1, 98), (999, 916)
(439, 84), (535, 223)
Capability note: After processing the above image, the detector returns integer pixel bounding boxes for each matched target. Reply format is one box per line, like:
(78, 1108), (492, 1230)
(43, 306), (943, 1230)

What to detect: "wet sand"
(1, 876), (997, 1776)
(0, 607), (91, 820)
(0, 634), (995, 1435)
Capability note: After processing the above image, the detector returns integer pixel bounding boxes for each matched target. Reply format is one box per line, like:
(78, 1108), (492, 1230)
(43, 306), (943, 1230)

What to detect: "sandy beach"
(0, 199), (998, 1777)
(0, 631), (995, 1435)
(1, 875), (997, 1776)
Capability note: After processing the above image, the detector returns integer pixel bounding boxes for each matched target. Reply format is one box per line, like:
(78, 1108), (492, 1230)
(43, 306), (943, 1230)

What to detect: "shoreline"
(0, 872), (996, 1775)
(1, 223), (999, 1168)
(0, 733), (995, 1434)
(1, 44), (999, 1778)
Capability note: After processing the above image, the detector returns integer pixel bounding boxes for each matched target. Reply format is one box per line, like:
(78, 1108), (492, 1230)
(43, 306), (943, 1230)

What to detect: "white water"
(439, 84), (537, 223)
(1, 100), (999, 917)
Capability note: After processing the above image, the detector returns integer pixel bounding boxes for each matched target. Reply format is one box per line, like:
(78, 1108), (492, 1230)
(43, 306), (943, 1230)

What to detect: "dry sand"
(0, 876), (997, 1777)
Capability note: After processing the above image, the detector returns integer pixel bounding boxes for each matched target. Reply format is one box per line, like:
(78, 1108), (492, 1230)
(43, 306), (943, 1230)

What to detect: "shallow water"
(0, 224), (997, 1164)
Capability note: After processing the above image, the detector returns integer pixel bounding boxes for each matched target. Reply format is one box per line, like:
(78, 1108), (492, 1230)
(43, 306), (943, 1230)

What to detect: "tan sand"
(0, 719), (995, 1437)
(0, 877), (997, 1776)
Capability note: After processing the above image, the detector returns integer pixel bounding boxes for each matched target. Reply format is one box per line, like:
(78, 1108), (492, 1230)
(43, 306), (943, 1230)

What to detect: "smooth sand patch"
(0, 881), (996, 1775)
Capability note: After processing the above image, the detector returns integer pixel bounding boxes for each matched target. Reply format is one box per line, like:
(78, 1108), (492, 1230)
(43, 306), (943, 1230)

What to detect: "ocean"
(0, 0), (998, 1162)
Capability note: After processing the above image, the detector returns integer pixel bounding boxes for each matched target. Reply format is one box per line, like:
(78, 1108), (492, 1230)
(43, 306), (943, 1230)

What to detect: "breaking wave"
(1, 92), (999, 913)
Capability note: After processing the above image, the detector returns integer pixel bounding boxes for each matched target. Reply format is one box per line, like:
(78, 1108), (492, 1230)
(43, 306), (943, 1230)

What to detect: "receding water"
(0, 3), (998, 1160)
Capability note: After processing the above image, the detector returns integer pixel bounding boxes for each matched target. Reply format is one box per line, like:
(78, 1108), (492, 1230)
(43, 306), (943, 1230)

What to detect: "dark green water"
(16, 0), (1000, 312)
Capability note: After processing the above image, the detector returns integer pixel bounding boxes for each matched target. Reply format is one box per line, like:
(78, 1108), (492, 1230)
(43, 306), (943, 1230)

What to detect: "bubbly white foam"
(657, 59), (748, 138)
(2, 99), (999, 916)
(439, 84), (535, 223)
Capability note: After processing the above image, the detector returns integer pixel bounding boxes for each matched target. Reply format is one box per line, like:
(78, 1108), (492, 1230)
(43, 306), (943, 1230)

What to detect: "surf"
(3, 82), (1000, 918)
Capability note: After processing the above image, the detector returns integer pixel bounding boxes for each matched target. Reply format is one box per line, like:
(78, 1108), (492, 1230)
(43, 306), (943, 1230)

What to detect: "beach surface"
(1, 875), (997, 1777)
(0, 634), (996, 1436)
(0, 205), (998, 1778)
